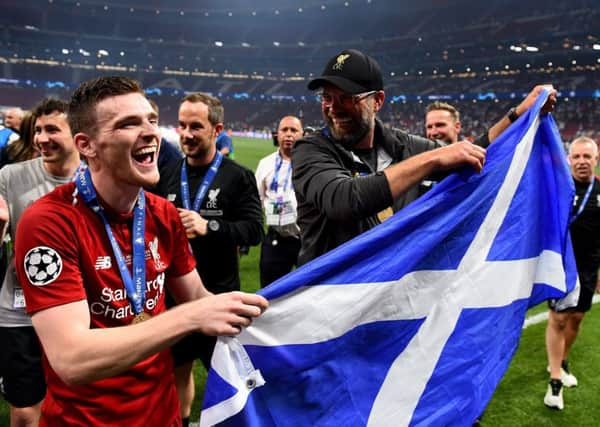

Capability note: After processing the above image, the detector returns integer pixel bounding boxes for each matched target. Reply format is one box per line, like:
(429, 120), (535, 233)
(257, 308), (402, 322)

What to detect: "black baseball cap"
(307, 49), (384, 94)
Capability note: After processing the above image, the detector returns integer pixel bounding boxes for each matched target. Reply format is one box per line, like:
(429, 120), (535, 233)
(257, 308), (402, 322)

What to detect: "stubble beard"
(325, 106), (372, 147)
(182, 138), (211, 160)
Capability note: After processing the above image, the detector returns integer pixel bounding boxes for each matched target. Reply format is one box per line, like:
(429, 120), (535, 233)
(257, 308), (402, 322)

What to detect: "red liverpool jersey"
(16, 183), (196, 427)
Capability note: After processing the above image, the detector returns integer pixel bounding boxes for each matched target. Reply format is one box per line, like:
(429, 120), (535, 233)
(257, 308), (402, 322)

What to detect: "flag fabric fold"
(200, 90), (577, 427)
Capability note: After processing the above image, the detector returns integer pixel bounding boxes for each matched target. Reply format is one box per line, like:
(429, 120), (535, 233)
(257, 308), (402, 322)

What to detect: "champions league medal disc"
(132, 312), (152, 324)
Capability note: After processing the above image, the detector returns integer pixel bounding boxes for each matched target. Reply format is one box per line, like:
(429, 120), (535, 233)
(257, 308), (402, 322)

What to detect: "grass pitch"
(2, 137), (598, 426)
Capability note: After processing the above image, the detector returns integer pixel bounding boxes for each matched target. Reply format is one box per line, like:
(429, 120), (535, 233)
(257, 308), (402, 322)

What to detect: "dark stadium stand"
(1, 0), (599, 141)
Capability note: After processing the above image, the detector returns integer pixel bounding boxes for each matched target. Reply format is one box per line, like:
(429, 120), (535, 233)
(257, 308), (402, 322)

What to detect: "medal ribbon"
(269, 152), (292, 194)
(180, 151), (224, 211)
(70, 161), (88, 182)
(75, 168), (147, 315)
(571, 179), (594, 224)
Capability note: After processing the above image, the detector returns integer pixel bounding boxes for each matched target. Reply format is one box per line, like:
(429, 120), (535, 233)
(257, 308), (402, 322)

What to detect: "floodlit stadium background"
(1, 1), (600, 425)
(1, 0), (599, 141)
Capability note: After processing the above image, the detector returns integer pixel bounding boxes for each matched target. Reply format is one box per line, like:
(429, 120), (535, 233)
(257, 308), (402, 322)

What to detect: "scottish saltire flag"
(200, 89), (578, 427)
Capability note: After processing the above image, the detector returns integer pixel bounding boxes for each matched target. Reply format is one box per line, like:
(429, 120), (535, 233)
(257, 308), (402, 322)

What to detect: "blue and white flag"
(200, 90), (578, 426)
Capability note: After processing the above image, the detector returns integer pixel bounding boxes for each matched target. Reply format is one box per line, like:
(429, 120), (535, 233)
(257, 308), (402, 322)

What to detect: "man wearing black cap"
(293, 48), (556, 265)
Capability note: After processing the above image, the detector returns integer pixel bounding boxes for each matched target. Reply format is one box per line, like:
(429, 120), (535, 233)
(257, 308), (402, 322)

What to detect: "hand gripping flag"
(200, 89), (578, 426)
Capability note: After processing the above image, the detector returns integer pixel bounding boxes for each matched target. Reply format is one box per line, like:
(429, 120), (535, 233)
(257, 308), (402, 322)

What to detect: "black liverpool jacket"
(292, 119), (489, 266)
(151, 155), (263, 293)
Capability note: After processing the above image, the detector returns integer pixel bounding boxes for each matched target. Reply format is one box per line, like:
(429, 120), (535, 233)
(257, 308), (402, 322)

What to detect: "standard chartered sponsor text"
(91, 272), (165, 319)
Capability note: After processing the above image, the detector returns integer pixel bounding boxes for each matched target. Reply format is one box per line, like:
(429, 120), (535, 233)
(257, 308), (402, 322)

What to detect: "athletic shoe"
(544, 378), (564, 410)
(546, 361), (578, 388)
(561, 360), (578, 387)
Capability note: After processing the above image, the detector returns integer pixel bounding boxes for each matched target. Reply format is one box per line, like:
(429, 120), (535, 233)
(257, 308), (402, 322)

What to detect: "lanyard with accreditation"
(266, 153), (296, 226)
(180, 151), (224, 211)
(75, 168), (150, 324)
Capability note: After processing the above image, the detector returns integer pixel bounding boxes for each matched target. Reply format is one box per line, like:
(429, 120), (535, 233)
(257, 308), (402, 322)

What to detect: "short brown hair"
(181, 93), (224, 126)
(68, 76), (144, 135)
(32, 98), (68, 117)
(425, 101), (460, 122)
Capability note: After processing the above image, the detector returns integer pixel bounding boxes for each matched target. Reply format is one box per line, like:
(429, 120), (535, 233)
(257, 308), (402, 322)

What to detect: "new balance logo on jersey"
(95, 256), (112, 270)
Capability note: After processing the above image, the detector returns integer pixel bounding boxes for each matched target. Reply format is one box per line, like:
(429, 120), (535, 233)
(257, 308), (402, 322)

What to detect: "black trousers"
(259, 228), (301, 287)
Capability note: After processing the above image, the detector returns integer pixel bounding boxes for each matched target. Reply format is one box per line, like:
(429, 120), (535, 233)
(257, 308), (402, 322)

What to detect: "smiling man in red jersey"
(13, 76), (267, 427)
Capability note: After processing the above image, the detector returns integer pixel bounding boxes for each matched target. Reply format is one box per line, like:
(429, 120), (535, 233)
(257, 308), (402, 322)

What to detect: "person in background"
(0, 98), (80, 427)
(216, 129), (234, 159)
(0, 107), (25, 149)
(0, 111), (39, 293)
(544, 136), (600, 410)
(419, 101), (463, 194)
(0, 111), (38, 168)
(425, 101), (462, 144)
(153, 92), (263, 426)
(4, 108), (24, 133)
(255, 116), (303, 287)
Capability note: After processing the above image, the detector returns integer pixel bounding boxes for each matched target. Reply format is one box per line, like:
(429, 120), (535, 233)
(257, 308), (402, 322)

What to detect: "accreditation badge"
(13, 288), (26, 309)
(265, 198), (282, 226)
(266, 196), (296, 226)
(278, 199), (296, 226)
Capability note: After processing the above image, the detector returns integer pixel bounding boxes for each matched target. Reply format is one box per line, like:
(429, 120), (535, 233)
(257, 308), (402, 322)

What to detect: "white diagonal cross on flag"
(201, 93), (573, 427)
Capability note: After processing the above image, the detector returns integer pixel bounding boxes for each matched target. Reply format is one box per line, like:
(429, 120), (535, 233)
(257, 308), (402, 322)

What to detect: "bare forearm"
(34, 302), (196, 385)
(383, 150), (439, 199)
(168, 268), (212, 303)
(384, 141), (486, 199)
(487, 115), (513, 144)
(34, 290), (266, 386)
(487, 103), (525, 143)
(488, 84), (557, 143)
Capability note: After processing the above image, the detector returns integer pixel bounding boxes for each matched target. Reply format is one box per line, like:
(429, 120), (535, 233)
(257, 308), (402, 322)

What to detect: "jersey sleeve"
(15, 200), (87, 315)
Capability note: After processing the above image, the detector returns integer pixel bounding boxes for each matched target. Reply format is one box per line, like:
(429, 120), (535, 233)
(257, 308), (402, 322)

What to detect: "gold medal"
(132, 312), (152, 324)
(377, 206), (394, 222)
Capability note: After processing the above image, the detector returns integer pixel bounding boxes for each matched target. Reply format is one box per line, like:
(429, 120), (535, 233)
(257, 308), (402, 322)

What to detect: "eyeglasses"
(317, 90), (377, 107)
